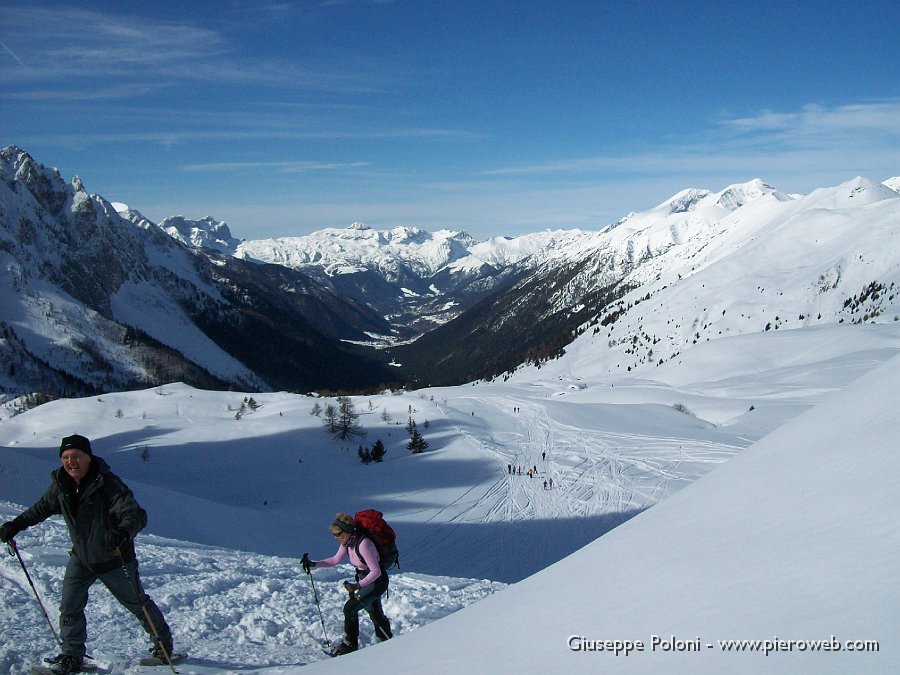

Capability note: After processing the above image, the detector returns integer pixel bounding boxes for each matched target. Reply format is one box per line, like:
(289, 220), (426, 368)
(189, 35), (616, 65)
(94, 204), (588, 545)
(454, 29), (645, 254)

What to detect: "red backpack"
(354, 509), (399, 570)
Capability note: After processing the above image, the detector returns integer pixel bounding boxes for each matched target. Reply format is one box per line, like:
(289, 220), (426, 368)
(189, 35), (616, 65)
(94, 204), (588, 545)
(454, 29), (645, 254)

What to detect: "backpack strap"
(353, 534), (384, 572)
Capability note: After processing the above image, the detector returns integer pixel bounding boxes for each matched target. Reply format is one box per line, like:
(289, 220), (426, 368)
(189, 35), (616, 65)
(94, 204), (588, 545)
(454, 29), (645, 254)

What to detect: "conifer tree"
(407, 428), (429, 454)
(335, 395), (365, 440)
(323, 403), (338, 433)
(370, 439), (386, 462)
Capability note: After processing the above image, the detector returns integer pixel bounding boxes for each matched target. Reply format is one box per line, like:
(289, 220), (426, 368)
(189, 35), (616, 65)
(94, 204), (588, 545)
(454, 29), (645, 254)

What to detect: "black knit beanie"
(59, 434), (93, 457)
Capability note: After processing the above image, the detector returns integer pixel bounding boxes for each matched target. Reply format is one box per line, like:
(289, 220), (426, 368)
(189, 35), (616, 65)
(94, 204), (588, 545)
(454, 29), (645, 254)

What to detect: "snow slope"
(1, 321), (898, 673)
(309, 350), (899, 675)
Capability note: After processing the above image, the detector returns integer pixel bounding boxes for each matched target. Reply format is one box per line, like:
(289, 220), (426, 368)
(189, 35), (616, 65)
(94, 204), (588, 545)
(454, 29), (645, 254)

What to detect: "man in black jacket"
(0, 434), (174, 674)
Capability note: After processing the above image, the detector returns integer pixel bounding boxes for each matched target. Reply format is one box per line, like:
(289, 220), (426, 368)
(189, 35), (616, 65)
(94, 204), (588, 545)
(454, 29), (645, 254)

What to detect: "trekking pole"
(7, 539), (63, 649)
(114, 548), (178, 674)
(306, 570), (330, 646)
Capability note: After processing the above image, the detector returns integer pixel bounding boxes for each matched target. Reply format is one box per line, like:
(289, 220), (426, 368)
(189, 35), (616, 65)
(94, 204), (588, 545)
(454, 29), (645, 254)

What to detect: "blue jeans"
(59, 555), (171, 658)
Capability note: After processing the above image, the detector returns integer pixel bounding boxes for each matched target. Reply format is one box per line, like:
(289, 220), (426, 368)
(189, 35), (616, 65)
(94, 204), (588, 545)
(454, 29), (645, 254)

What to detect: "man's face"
(60, 449), (91, 484)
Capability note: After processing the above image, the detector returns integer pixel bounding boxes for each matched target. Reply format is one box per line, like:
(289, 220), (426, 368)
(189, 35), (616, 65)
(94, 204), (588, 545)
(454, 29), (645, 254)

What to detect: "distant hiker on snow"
(302, 513), (393, 656)
(0, 434), (176, 675)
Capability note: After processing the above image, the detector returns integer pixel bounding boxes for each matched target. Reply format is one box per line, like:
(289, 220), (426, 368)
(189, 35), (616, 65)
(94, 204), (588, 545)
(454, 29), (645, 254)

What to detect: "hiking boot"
(44, 654), (83, 674)
(330, 639), (358, 657)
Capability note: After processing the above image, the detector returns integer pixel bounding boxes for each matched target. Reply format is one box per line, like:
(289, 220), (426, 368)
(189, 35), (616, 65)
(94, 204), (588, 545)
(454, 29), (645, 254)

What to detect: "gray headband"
(332, 520), (355, 534)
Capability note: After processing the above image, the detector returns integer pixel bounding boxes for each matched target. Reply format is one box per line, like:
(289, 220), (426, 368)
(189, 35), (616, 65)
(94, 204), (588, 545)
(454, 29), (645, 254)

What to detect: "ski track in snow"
(408, 391), (744, 578)
(434, 393), (742, 524)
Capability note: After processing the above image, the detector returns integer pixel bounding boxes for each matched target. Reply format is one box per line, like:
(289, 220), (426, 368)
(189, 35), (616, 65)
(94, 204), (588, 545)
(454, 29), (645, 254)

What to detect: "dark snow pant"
(343, 571), (392, 647)
(59, 554), (172, 658)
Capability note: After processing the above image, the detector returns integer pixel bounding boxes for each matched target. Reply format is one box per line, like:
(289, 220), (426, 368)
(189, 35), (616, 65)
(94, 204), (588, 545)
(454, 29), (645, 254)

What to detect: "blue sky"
(2, 1), (898, 240)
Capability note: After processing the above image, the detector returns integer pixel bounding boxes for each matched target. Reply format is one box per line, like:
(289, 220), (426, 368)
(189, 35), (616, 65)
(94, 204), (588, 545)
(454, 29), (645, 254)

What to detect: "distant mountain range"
(2, 144), (898, 398)
(0, 146), (397, 397)
(161, 217), (574, 342)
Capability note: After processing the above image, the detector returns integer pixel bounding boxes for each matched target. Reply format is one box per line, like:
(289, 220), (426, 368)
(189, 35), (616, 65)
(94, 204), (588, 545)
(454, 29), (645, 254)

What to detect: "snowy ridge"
(497, 175), (900, 384)
(389, 172), (899, 387)
(76, 172), (900, 318)
(216, 179), (796, 343)
(235, 222), (598, 282)
(1, 146), (398, 395)
(235, 223), (480, 281)
(160, 215), (244, 255)
(3, 143), (898, 391)
(230, 180), (787, 282)
(0, 147), (264, 392)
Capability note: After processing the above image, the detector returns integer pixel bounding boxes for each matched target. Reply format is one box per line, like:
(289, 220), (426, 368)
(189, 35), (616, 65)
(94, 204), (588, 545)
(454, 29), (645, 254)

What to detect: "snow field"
(1, 322), (898, 673)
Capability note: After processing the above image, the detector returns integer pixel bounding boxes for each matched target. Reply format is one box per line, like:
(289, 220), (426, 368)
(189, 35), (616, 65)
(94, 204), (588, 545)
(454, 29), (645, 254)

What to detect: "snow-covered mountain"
(4, 144), (898, 400)
(159, 214), (243, 255)
(390, 175), (900, 385)
(227, 180), (788, 290)
(0, 146), (397, 398)
(160, 216), (602, 339)
(120, 164), (900, 381)
(177, 174), (899, 384)
(233, 223), (544, 338)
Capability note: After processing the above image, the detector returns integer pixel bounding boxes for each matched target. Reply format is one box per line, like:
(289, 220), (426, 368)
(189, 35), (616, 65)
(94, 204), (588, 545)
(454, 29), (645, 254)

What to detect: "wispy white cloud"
(318, 0), (397, 6)
(181, 160), (371, 173)
(0, 5), (393, 94)
(1, 3), (472, 161)
(723, 101), (900, 136)
(0, 7), (227, 74)
(3, 83), (162, 102)
(24, 124), (479, 149)
(479, 101), (900, 180)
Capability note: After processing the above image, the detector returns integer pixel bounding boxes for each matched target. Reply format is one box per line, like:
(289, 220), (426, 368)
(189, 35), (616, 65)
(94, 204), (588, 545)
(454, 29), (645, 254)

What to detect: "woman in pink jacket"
(302, 513), (393, 656)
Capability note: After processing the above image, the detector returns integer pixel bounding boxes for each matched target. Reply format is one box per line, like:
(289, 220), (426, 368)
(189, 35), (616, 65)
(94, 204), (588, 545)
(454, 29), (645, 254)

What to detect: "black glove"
(104, 528), (129, 550)
(343, 580), (360, 593)
(301, 553), (313, 574)
(0, 519), (23, 544)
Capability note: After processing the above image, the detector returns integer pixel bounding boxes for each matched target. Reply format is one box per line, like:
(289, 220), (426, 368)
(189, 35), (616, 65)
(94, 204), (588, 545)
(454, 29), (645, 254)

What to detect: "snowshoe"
(328, 640), (358, 657)
(31, 654), (87, 674)
(138, 647), (187, 667)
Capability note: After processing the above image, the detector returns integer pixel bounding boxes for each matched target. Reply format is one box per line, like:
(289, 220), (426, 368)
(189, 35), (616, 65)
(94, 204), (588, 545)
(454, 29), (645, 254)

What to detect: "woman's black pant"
(343, 571), (392, 646)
